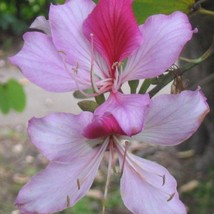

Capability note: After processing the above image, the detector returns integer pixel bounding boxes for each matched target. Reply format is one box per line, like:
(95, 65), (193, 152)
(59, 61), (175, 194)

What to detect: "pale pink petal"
(49, 0), (106, 78)
(122, 12), (194, 81)
(83, 0), (141, 71)
(133, 90), (209, 146)
(30, 16), (51, 35)
(95, 92), (150, 136)
(116, 147), (186, 214)
(28, 112), (104, 162)
(9, 32), (90, 92)
(16, 142), (108, 214)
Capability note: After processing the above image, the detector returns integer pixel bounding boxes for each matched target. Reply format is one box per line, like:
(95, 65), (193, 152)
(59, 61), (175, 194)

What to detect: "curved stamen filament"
(114, 137), (175, 201)
(102, 141), (113, 214)
(90, 33), (100, 94)
(120, 141), (129, 177)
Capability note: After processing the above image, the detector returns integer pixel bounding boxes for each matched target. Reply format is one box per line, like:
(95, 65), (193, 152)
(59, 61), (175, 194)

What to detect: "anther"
(167, 192), (175, 202)
(77, 179), (81, 190)
(72, 63), (79, 73)
(66, 195), (70, 207)
(162, 174), (166, 186)
(58, 50), (66, 55)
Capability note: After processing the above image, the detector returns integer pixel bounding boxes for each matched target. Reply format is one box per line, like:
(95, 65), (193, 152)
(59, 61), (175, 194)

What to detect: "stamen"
(162, 174), (166, 186)
(58, 50), (99, 98)
(66, 195), (70, 207)
(114, 138), (176, 202)
(77, 178), (81, 190)
(110, 140), (117, 173)
(112, 61), (119, 69)
(120, 141), (129, 177)
(102, 149), (113, 214)
(90, 33), (100, 93)
(167, 192), (175, 202)
(72, 63), (79, 73)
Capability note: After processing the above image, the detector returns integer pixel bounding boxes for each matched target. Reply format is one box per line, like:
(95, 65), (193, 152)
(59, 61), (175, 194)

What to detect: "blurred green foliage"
(133, 0), (195, 24)
(0, 79), (26, 114)
(0, 0), (65, 35)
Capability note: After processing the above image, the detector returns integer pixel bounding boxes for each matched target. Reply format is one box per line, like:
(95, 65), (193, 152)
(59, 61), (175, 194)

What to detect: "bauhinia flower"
(16, 90), (209, 214)
(10, 0), (195, 95)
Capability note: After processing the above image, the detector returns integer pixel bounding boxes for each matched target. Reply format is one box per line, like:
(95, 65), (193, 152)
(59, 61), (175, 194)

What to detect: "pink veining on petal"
(116, 144), (187, 214)
(83, 0), (141, 77)
(16, 142), (108, 214)
(122, 11), (194, 82)
(132, 89), (209, 146)
(83, 113), (125, 139)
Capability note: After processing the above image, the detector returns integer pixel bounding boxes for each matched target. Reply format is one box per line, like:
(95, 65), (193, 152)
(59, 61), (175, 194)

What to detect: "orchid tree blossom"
(16, 90), (209, 214)
(10, 0), (195, 96)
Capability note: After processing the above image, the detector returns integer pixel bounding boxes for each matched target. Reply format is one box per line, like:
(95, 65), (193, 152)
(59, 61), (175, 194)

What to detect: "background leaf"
(133, 0), (195, 24)
(7, 79), (26, 112)
(0, 79), (26, 114)
(0, 84), (10, 114)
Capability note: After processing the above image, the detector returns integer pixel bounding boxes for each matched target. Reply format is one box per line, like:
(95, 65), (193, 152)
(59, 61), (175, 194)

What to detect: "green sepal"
(128, 80), (139, 94)
(78, 100), (98, 112)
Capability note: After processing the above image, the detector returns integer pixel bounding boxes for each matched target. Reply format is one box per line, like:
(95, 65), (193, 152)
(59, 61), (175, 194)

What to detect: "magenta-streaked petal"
(133, 90), (209, 146)
(83, 0), (141, 69)
(83, 113), (125, 139)
(116, 147), (186, 214)
(49, 0), (103, 75)
(16, 142), (108, 214)
(30, 16), (51, 35)
(123, 12), (194, 81)
(95, 92), (150, 136)
(9, 32), (89, 92)
(28, 112), (103, 162)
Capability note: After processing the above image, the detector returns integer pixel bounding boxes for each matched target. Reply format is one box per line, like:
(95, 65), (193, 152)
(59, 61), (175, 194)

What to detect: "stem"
(148, 42), (214, 97)
(199, 8), (214, 16)
(138, 79), (151, 94)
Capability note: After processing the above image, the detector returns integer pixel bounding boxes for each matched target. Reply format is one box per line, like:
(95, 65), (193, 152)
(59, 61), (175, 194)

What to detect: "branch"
(148, 37), (214, 97)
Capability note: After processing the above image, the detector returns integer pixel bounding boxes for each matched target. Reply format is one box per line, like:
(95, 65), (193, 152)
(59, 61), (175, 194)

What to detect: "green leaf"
(78, 100), (98, 112)
(133, 0), (195, 24)
(128, 80), (139, 94)
(0, 84), (10, 114)
(7, 79), (26, 112)
(138, 79), (151, 94)
(95, 93), (105, 105)
(73, 89), (93, 99)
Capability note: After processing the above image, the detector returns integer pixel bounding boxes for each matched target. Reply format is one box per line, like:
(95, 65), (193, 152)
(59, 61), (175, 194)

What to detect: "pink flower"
(16, 90), (209, 214)
(10, 0), (194, 94)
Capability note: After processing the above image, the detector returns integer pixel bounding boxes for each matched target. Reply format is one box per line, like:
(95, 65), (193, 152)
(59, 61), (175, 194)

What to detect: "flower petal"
(28, 112), (103, 162)
(95, 92), (150, 136)
(123, 12), (194, 81)
(83, 113), (125, 139)
(9, 32), (89, 92)
(133, 90), (209, 146)
(83, 0), (141, 69)
(49, 0), (106, 77)
(30, 16), (51, 35)
(116, 146), (186, 214)
(16, 142), (108, 214)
